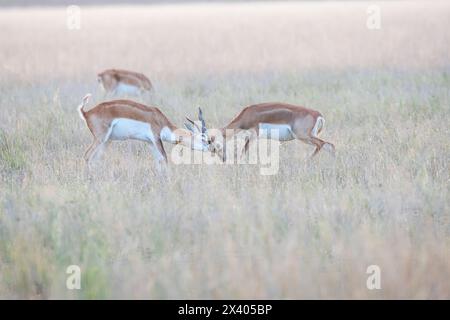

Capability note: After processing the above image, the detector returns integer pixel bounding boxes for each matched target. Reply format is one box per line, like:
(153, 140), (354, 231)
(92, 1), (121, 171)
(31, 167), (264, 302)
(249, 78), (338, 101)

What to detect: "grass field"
(0, 1), (449, 299)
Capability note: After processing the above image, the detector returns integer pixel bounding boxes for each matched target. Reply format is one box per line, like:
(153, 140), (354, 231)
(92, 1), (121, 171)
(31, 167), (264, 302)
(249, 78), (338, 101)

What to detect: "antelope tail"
(312, 116), (325, 137)
(78, 93), (92, 120)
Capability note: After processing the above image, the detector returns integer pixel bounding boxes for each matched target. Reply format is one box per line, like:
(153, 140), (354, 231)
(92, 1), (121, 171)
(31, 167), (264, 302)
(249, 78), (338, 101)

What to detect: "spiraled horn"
(198, 107), (206, 134)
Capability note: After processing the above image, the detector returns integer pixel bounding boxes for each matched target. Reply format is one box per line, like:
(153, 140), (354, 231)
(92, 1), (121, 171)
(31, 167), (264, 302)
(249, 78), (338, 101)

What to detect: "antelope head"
(183, 107), (212, 152)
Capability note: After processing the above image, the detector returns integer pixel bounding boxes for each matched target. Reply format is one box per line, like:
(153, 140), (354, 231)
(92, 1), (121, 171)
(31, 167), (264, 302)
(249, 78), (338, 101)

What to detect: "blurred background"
(0, 0), (449, 299)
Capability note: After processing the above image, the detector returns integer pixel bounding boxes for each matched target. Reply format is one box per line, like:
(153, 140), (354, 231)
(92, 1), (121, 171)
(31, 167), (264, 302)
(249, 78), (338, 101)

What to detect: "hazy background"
(0, 0), (419, 7)
(0, 1), (449, 299)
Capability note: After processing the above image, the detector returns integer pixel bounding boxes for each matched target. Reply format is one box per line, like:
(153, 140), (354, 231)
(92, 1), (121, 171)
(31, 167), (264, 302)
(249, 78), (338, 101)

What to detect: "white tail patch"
(312, 116), (325, 137)
(77, 93), (91, 121)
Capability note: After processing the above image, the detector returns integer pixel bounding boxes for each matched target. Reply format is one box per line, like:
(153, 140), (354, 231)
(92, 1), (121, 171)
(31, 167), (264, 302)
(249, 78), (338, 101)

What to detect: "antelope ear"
(185, 116), (201, 133)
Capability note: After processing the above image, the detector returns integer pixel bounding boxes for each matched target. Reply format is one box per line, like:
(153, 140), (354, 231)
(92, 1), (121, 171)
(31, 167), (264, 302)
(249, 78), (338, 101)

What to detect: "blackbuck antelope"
(208, 103), (335, 160)
(77, 94), (210, 169)
(97, 69), (153, 95)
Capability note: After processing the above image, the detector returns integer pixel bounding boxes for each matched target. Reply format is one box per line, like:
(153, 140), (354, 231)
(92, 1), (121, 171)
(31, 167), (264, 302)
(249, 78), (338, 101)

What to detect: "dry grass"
(0, 1), (449, 299)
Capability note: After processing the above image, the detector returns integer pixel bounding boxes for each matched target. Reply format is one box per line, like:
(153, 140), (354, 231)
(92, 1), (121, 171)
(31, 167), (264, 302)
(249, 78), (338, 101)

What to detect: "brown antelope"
(97, 69), (153, 95)
(208, 102), (335, 160)
(77, 94), (210, 169)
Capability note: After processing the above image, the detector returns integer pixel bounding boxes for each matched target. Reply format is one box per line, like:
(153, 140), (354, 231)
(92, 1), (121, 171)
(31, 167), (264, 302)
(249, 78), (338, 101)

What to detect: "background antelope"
(77, 94), (210, 170)
(207, 102), (335, 161)
(97, 69), (153, 95)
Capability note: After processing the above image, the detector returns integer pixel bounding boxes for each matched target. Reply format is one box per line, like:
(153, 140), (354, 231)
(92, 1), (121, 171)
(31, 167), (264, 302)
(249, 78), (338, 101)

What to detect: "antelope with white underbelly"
(97, 69), (153, 95)
(77, 94), (210, 170)
(208, 102), (335, 160)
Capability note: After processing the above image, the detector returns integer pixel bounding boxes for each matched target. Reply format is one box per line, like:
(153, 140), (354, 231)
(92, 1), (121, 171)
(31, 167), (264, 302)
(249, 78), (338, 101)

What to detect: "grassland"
(0, 1), (449, 299)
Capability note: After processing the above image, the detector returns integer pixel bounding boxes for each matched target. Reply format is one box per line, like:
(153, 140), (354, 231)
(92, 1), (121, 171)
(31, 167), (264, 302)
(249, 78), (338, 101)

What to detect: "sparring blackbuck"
(208, 102), (335, 161)
(97, 69), (153, 95)
(77, 94), (210, 170)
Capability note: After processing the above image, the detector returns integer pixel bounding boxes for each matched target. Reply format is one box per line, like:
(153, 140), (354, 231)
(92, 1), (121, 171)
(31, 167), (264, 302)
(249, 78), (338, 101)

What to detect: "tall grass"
(0, 2), (449, 299)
